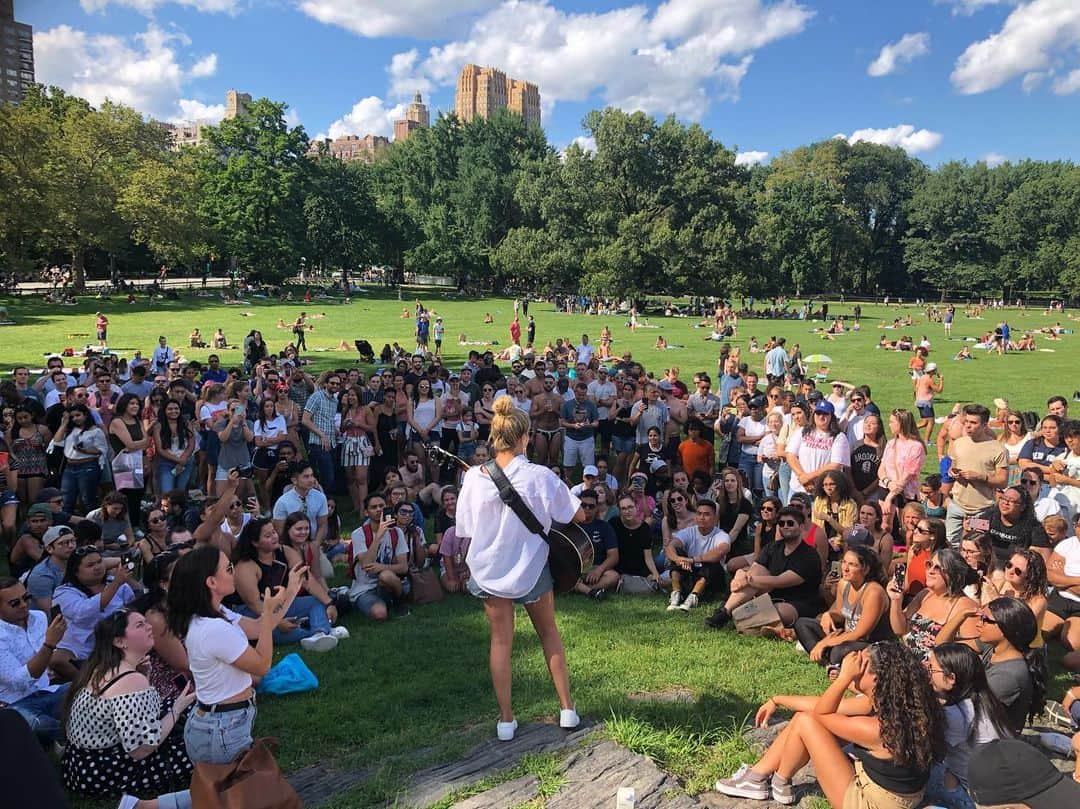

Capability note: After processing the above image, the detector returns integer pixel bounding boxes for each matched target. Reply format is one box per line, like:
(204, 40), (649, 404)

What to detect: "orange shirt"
(677, 437), (714, 477)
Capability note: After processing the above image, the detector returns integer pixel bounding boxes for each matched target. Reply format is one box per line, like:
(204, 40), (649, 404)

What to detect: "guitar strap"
(482, 460), (551, 546)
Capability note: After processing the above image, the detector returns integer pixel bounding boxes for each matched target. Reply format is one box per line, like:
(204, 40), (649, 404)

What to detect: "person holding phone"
(168, 544), (305, 765)
(212, 399), (253, 497)
(946, 404), (1008, 547)
(346, 494), (410, 620)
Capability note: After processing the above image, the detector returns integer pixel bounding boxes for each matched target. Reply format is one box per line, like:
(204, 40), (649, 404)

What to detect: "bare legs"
(481, 591), (573, 723)
(746, 712), (855, 807)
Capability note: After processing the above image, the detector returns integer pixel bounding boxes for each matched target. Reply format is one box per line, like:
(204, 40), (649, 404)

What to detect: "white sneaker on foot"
(300, 632), (338, 652)
(497, 719), (518, 741)
(715, 764), (769, 800)
(330, 626), (350, 640)
(678, 593), (699, 611)
(666, 591), (683, 612)
(559, 708), (580, 729)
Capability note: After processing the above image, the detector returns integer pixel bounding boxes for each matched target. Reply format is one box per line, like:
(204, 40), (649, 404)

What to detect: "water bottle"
(616, 787), (636, 809)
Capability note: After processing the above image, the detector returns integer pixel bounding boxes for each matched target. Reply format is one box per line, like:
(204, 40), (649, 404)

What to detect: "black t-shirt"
(987, 511), (1050, 562)
(435, 510), (455, 538)
(612, 404), (635, 439)
(850, 442), (881, 492)
(474, 366), (504, 389)
(610, 516), (651, 576)
(719, 496), (754, 555)
(581, 518), (618, 564)
(755, 540), (822, 609)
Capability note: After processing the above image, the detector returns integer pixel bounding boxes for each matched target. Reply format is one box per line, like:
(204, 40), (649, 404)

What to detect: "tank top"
(840, 582), (893, 640)
(411, 398), (438, 433)
(905, 596), (960, 662)
(108, 418), (144, 455)
(853, 744), (928, 794)
(255, 548), (288, 591)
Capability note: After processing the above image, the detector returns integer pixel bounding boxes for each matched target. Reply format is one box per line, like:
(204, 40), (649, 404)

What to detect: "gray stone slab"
(289, 761), (376, 805)
(400, 720), (600, 808)
(545, 740), (698, 809)
(451, 775), (540, 809)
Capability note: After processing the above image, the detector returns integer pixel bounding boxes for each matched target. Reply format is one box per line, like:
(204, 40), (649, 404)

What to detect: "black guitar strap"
(482, 460), (551, 546)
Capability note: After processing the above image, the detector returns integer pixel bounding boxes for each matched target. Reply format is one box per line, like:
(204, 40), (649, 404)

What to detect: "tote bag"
(190, 737), (302, 809)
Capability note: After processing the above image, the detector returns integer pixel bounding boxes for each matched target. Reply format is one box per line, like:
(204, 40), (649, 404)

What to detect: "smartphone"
(234, 466), (254, 479)
(968, 517), (990, 532)
(49, 604), (63, 621)
(233, 404), (245, 417)
(172, 674), (188, 692)
(893, 562), (907, 591)
(829, 561), (842, 578)
(296, 616), (310, 629)
(384, 508), (394, 521)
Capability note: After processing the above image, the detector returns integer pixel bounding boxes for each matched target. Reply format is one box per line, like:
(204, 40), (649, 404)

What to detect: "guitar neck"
(428, 444), (470, 472)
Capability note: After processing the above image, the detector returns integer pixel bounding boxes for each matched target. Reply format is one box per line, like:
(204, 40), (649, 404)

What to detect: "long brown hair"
(870, 641), (945, 771)
(63, 609), (135, 723)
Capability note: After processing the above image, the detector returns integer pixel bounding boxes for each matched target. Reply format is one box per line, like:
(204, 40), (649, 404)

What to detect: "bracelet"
(43, 643), (56, 652)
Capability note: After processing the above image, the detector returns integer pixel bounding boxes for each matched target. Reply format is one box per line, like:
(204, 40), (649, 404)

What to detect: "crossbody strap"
(482, 460), (550, 545)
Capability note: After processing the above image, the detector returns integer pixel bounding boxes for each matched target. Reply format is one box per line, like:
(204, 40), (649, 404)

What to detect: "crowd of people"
(1, 303), (1079, 809)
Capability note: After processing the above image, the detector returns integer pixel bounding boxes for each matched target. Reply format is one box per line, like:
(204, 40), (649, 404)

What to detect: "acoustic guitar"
(425, 444), (595, 593)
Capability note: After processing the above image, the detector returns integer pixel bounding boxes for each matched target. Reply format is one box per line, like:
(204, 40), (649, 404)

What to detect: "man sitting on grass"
(347, 494), (410, 621)
(665, 499), (730, 613)
(573, 489), (620, 601)
(705, 505), (823, 631)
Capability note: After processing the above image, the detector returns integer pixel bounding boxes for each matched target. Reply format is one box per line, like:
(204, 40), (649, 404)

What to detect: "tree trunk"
(72, 248), (86, 291)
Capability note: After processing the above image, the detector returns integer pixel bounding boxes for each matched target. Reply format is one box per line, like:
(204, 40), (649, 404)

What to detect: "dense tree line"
(2, 85), (1079, 298)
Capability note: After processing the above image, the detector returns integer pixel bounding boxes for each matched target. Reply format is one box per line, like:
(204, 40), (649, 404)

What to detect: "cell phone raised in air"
(49, 604), (63, 621)
(892, 562), (907, 591)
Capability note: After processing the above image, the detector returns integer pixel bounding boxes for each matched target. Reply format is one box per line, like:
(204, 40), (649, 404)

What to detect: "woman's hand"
(886, 578), (903, 603)
(809, 638), (834, 663)
(754, 698), (777, 728)
(285, 564), (308, 600)
(175, 682), (197, 714)
(837, 650), (863, 682)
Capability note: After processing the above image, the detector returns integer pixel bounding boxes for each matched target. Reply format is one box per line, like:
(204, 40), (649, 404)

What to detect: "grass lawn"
(2, 290), (1076, 808)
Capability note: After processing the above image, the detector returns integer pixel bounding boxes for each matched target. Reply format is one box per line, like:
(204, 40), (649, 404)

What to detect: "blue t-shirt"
(272, 487), (329, 538)
(561, 398), (599, 441)
(581, 518), (618, 562)
(1018, 439), (1066, 467)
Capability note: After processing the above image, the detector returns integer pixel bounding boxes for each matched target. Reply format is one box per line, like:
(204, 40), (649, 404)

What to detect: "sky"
(17, 0), (1080, 167)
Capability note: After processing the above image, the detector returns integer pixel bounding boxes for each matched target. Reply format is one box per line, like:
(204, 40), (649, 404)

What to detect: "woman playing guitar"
(457, 395), (587, 742)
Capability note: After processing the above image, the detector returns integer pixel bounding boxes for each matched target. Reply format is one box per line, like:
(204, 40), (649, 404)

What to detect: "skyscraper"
(455, 64), (540, 127)
(0, 0), (34, 105)
(394, 90), (429, 142)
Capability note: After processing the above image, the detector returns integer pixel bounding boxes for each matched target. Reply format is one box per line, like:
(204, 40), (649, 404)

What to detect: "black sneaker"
(392, 601), (411, 617)
(705, 607), (731, 629)
(587, 587), (607, 602)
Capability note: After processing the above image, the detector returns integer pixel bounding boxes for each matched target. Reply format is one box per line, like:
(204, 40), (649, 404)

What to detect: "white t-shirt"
(457, 455), (580, 599)
(786, 429), (851, 494)
(587, 380), (616, 420)
(576, 343), (594, 364)
(673, 525), (731, 559)
(348, 523), (409, 597)
(1055, 536), (1080, 603)
(200, 401), (228, 426)
(186, 607), (252, 705)
(253, 414), (288, 441)
(737, 416), (767, 457)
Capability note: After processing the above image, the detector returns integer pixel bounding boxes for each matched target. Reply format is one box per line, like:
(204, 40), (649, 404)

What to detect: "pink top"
(880, 437), (926, 500)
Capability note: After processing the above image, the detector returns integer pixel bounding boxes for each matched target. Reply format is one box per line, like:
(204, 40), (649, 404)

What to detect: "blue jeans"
(61, 461), (101, 513)
(157, 457), (194, 494)
(924, 762), (976, 809)
(240, 595), (331, 644)
(945, 501), (991, 549)
(739, 455), (763, 496)
(307, 445), (335, 491)
(778, 461), (793, 505)
(184, 703), (257, 765)
(10, 685), (69, 743)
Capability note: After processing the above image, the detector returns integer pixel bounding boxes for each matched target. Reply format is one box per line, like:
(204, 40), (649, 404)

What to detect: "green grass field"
(2, 289), (1076, 808)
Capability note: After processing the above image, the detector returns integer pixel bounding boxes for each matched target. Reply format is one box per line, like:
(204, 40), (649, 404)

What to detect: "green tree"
(304, 156), (381, 274)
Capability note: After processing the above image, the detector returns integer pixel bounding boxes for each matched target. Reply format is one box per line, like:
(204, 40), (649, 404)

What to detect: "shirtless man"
(530, 375), (564, 466)
(398, 451), (427, 500)
(662, 384), (688, 455)
(525, 360), (548, 397)
(914, 362), (944, 443)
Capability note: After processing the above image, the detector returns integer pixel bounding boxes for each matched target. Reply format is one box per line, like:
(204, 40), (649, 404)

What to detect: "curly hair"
(869, 641), (945, 772)
(1008, 548), (1048, 601)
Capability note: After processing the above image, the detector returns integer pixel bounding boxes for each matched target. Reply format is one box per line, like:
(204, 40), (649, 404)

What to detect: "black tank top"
(109, 418), (144, 455)
(255, 548), (289, 591)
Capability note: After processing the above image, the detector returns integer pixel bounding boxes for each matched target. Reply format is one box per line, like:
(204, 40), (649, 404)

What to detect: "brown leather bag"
(190, 737), (302, 809)
(407, 530), (444, 605)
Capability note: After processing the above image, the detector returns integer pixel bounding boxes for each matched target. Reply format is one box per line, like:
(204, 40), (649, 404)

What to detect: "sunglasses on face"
(1006, 419), (1021, 425)
(777, 519), (798, 527)
(914, 525), (931, 534)
(148, 516), (165, 524)
(1005, 561), (1027, 575)
(926, 560), (944, 572)
(6, 593), (31, 608)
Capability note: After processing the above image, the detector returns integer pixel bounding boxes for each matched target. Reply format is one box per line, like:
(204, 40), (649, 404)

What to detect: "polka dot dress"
(62, 683), (192, 799)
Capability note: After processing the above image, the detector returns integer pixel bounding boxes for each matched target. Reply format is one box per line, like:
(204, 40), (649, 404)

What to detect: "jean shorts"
(184, 702), (257, 765)
(468, 565), (553, 605)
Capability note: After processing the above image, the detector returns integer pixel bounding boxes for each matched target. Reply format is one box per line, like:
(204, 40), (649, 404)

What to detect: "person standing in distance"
(456, 396), (588, 742)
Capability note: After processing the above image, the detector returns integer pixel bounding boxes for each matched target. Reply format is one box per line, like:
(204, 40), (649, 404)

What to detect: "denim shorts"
(184, 702), (257, 765)
(351, 588), (387, 617)
(0, 489), (18, 507)
(468, 565), (553, 605)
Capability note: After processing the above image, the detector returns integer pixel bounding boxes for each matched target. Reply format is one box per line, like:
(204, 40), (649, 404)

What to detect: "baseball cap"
(807, 390), (825, 403)
(34, 487), (62, 503)
(27, 503), (54, 520)
(814, 400), (835, 415)
(582, 465), (599, 477)
(968, 739), (1080, 809)
(658, 380), (674, 391)
(844, 525), (872, 548)
(925, 362), (938, 373)
(43, 525), (74, 547)
(649, 459), (668, 473)
(748, 395), (766, 410)
(993, 397), (1009, 410)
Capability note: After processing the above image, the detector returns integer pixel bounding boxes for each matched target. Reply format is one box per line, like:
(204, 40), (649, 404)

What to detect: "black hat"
(968, 739), (1080, 809)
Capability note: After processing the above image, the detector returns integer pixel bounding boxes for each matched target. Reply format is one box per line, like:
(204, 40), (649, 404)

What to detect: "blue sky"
(20, 0), (1080, 166)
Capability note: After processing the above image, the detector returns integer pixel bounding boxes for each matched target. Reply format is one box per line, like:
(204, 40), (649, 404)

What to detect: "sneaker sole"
(666, 604), (682, 612)
(301, 635), (338, 652)
(715, 782), (769, 800)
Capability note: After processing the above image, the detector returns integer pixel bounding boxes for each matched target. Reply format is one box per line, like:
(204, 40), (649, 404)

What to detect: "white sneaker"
(330, 626), (350, 640)
(666, 591), (683, 611)
(300, 632), (338, 652)
(559, 708), (581, 730)
(679, 593), (699, 611)
(497, 718), (518, 741)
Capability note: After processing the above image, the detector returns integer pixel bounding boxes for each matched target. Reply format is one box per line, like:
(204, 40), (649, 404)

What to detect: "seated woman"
(188, 329), (204, 348)
(955, 346), (973, 360)
(958, 531), (995, 603)
(212, 328), (227, 349)
(793, 545), (892, 671)
(52, 548), (138, 681)
(982, 548), (1048, 647)
(811, 470), (858, 599)
(888, 547), (980, 664)
(715, 643), (943, 808)
(131, 551), (190, 703)
(62, 610), (197, 808)
(977, 596), (1047, 733)
(924, 643), (1012, 808)
(232, 517), (341, 652)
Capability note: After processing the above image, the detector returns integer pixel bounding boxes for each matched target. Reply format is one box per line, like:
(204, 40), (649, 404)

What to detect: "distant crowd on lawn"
(2, 295), (1080, 808)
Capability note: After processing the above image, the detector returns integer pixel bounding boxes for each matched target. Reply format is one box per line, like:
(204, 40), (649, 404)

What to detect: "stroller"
(354, 339), (376, 363)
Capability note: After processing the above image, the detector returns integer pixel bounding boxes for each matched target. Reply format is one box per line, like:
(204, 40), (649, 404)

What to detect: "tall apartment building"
(455, 64), (540, 127)
(393, 90), (429, 141)
(0, 0), (34, 105)
(224, 89), (251, 119)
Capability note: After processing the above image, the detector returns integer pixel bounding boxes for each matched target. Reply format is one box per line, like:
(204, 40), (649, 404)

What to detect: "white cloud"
(1021, 71), (1048, 92)
(296, 0), (500, 38)
(735, 150), (769, 166)
(35, 24), (219, 119)
(80, 0), (241, 13)
(981, 152), (1007, 166)
(841, 124), (943, 154)
(170, 98), (225, 124)
(325, 96), (405, 139)
(387, 0), (813, 122)
(1052, 69), (1080, 94)
(951, 0), (1080, 95)
(938, 0), (1014, 14)
(569, 135), (596, 153)
(867, 32), (930, 77)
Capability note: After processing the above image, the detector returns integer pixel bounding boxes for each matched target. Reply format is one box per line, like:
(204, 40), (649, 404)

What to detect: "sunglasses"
(761, 505), (776, 512)
(914, 525), (931, 534)
(148, 516), (165, 524)
(777, 519), (798, 527)
(1005, 561), (1027, 575)
(926, 560), (944, 572)
(6, 593), (31, 608)
(1006, 419), (1022, 425)
(72, 546), (100, 559)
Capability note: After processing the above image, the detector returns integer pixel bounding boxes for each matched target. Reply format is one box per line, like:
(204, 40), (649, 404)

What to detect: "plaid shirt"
(303, 389), (338, 449)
